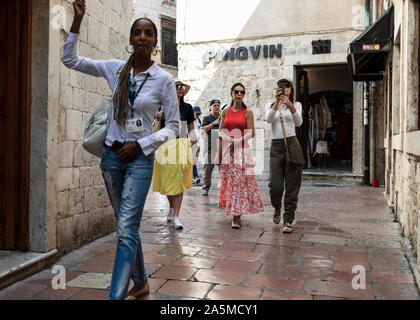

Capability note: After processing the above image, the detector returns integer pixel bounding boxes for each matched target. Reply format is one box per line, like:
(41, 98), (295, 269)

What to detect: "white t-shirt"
(193, 119), (201, 148)
(265, 102), (303, 139)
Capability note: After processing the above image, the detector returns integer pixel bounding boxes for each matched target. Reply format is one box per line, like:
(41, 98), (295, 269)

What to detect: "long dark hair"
(113, 18), (158, 126)
(230, 82), (247, 108)
(278, 79), (295, 103)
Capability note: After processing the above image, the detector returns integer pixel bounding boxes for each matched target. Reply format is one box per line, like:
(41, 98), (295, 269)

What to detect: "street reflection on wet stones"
(0, 180), (419, 300)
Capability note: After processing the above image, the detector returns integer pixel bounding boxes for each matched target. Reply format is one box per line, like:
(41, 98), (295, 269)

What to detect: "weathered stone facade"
(381, 0), (420, 274)
(177, 0), (367, 179)
(133, 0), (177, 77)
(29, 0), (133, 254)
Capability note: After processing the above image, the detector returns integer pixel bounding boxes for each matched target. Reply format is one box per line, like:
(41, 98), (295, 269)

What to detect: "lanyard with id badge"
(126, 73), (150, 133)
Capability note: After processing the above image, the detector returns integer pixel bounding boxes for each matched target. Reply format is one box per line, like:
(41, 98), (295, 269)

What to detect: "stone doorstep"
(0, 249), (58, 291)
(302, 171), (363, 183)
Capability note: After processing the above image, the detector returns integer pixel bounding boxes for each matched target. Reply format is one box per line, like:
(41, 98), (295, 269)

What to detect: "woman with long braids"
(218, 83), (263, 229)
(62, 0), (179, 300)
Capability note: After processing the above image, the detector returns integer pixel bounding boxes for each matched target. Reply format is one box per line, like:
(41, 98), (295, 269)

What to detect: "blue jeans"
(100, 147), (154, 300)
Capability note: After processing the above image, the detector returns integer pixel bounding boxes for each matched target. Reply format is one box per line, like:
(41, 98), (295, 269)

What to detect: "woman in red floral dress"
(218, 83), (264, 229)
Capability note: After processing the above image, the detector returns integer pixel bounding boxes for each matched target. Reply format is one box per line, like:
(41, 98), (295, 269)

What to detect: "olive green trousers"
(269, 137), (303, 224)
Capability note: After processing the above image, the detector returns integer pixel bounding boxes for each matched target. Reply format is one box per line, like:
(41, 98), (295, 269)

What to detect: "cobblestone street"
(0, 180), (419, 300)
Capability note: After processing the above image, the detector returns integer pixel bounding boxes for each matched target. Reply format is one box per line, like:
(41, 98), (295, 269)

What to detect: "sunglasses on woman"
(233, 90), (245, 95)
(176, 84), (185, 89)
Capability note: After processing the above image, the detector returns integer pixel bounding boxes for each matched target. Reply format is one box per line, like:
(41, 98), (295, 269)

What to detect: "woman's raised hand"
(73, 0), (86, 19)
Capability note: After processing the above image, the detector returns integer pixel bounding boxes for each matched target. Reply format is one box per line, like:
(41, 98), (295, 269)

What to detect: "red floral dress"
(218, 107), (264, 216)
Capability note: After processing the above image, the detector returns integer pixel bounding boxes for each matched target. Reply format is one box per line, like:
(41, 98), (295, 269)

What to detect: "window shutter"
(162, 26), (178, 67)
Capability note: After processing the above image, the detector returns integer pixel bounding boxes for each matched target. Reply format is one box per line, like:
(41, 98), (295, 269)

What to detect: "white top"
(62, 32), (180, 156)
(193, 119), (201, 147)
(265, 102), (303, 139)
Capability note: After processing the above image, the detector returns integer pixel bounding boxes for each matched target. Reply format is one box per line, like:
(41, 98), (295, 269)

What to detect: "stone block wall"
(56, 0), (133, 254)
(383, 0), (420, 274)
(178, 30), (363, 179)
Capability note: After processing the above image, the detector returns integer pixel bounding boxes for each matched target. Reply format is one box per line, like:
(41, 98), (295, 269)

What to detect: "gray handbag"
(82, 98), (113, 157)
(82, 69), (121, 158)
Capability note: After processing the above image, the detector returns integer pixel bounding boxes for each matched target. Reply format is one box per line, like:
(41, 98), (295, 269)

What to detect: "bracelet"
(135, 141), (142, 155)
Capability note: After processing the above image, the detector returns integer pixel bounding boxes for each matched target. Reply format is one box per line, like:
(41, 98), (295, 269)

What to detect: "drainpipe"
(362, 0), (371, 185)
(370, 0), (377, 184)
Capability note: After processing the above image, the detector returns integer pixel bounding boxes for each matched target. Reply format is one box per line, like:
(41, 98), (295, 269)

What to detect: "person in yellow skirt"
(153, 79), (197, 229)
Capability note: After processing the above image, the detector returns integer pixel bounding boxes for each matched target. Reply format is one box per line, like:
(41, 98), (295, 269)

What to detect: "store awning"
(347, 5), (394, 81)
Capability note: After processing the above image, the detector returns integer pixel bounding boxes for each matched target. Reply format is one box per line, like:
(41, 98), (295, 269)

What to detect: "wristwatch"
(135, 141), (142, 155)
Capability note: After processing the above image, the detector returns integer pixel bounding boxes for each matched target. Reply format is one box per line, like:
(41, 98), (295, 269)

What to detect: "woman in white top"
(265, 78), (304, 233)
(62, 0), (179, 300)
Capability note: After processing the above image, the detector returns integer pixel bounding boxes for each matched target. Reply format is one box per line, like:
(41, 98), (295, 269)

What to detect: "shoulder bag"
(82, 68), (121, 158)
(278, 107), (305, 166)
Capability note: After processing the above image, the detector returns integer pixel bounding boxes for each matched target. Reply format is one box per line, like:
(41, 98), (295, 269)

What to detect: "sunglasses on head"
(176, 84), (185, 89)
(233, 90), (245, 95)
(278, 81), (292, 88)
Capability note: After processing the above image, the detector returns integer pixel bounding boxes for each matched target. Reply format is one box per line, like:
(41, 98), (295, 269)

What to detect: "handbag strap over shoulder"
(277, 105), (289, 148)
(107, 66), (124, 126)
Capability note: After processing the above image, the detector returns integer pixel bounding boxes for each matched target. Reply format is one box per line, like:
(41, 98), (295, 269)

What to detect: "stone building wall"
(383, 0), (420, 273)
(178, 30), (364, 178)
(54, 0), (134, 253)
(133, 0), (177, 77)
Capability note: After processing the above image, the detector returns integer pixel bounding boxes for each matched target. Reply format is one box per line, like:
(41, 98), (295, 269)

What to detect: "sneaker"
(194, 177), (201, 184)
(167, 208), (174, 223)
(202, 189), (209, 196)
(282, 222), (293, 234)
(173, 217), (183, 230)
(125, 281), (150, 300)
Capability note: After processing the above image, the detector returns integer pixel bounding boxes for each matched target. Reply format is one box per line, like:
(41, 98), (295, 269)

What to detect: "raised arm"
(62, 0), (123, 86)
(70, 0), (85, 34)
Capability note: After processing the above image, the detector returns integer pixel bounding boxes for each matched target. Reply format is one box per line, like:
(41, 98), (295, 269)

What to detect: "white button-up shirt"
(265, 102), (303, 138)
(62, 32), (180, 156)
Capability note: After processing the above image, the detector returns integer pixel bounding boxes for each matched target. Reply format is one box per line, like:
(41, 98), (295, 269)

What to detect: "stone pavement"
(0, 180), (419, 300)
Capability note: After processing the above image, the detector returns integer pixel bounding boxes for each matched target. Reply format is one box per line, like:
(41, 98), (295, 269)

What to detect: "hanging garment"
(314, 96), (332, 139)
(307, 106), (315, 154)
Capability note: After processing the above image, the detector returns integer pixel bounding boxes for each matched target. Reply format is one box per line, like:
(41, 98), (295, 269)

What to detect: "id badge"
(126, 117), (144, 133)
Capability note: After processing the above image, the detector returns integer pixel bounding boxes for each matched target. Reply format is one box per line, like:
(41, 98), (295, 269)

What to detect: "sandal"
(232, 216), (241, 229)
(273, 210), (281, 225)
(282, 222), (293, 234)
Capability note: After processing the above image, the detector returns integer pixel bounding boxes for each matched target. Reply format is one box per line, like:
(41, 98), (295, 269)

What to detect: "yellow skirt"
(152, 138), (193, 196)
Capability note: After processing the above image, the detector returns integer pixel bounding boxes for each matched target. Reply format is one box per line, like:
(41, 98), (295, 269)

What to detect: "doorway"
(0, 0), (32, 251)
(296, 64), (353, 173)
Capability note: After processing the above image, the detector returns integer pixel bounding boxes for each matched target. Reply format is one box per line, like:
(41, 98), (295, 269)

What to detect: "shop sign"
(362, 44), (381, 51)
(204, 44), (282, 63)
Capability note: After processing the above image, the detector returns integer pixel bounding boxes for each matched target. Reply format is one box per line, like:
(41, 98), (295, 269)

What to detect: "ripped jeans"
(100, 146), (154, 300)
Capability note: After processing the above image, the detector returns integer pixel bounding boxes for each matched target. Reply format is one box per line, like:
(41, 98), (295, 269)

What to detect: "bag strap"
(107, 66), (124, 126)
(278, 105), (289, 148)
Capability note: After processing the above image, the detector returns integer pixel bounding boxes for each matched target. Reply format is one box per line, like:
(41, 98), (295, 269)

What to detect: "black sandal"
(273, 210), (281, 225)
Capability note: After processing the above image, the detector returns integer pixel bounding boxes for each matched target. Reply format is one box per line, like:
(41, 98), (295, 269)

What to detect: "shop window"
(161, 18), (177, 67)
